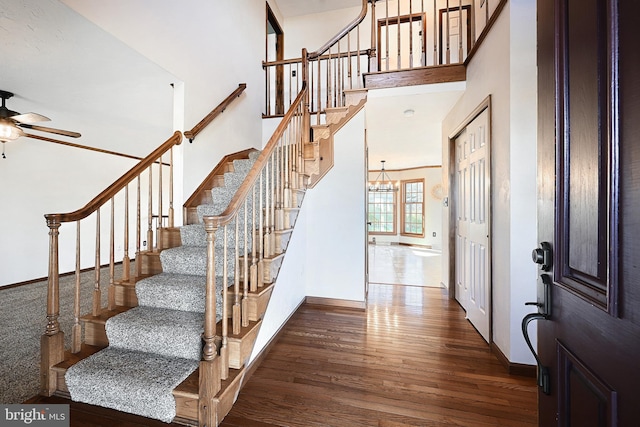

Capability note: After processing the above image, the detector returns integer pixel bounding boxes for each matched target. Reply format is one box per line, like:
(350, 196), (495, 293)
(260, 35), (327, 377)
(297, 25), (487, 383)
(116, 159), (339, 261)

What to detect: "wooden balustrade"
(264, 0), (369, 121)
(199, 81), (308, 412)
(41, 131), (182, 395)
(263, 0), (503, 118)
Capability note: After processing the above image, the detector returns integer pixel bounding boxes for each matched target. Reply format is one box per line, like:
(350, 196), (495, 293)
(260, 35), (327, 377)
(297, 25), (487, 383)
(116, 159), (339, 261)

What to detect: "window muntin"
(368, 191), (396, 234)
(402, 179), (424, 236)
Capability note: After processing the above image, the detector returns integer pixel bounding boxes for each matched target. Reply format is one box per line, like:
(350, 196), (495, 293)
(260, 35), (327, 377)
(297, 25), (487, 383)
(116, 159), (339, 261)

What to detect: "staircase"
(42, 87), (367, 426)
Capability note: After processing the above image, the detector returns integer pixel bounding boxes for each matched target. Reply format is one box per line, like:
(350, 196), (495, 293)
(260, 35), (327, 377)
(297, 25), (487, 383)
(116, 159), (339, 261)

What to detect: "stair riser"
(173, 367), (244, 425)
(226, 286), (273, 323)
(136, 252), (163, 276)
(228, 322), (261, 370)
(239, 256), (283, 284)
(158, 227), (182, 251)
(115, 285), (138, 308)
(274, 231), (292, 255)
(83, 322), (108, 347)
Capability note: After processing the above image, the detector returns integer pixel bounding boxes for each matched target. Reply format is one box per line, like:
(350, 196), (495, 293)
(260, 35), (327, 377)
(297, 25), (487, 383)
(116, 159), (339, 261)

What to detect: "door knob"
(531, 242), (552, 271)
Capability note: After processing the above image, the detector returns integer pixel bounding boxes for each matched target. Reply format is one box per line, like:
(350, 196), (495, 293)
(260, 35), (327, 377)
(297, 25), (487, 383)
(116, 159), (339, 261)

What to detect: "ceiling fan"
(0, 89), (81, 158)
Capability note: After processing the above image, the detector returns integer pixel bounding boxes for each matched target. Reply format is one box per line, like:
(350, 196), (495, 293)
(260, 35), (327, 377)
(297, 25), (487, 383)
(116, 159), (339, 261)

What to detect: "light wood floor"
(368, 243), (443, 287)
(221, 284), (537, 427)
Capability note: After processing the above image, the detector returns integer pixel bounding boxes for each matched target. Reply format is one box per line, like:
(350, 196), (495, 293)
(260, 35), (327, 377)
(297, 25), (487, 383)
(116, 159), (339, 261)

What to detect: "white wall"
(251, 109), (367, 360)
(368, 167), (443, 249)
(508, 0), (538, 363)
(0, 0), (175, 286)
(249, 203), (308, 362)
(0, 1), (268, 287)
(305, 111), (367, 303)
(61, 0), (266, 209)
(441, 1), (537, 364)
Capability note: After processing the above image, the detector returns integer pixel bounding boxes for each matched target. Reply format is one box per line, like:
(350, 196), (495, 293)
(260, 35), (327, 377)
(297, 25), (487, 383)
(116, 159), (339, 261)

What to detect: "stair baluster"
(93, 209), (101, 317)
(108, 198), (116, 311)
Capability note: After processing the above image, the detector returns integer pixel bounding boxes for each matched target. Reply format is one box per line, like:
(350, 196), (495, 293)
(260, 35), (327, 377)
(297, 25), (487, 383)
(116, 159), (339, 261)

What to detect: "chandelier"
(369, 160), (398, 192)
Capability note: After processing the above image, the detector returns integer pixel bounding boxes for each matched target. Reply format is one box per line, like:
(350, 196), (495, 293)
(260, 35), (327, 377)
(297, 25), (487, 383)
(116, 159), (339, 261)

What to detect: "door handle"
(521, 273), (552, 395)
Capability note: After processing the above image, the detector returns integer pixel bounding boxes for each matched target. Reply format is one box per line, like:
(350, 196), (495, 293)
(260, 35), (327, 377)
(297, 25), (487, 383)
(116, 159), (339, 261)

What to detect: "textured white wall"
(251, 109), (367, 360)
(61, 0), (266, 203)
(0, 0), (175, 286)
(305, 111), (367, 302)
(508, 0), (538, 364)
(442, 2), (537, 364)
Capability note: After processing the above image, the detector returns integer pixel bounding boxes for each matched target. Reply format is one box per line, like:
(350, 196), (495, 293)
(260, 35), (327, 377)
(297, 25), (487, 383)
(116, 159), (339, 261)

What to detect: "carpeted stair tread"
(179, 224), (207, 247)
(136, 272), (227, 317)
(65, 347), (198, 423)
(136, 273), (207, 313)
(232, 158), (255, 174)
(160, 246), (207, 276)
(106, 306), (203, 360)
(160, 245), (237, 276)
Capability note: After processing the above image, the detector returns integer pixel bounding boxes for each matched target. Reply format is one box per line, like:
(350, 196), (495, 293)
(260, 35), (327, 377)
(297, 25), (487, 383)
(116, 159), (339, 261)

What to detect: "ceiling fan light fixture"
(0, 119), (21, 142)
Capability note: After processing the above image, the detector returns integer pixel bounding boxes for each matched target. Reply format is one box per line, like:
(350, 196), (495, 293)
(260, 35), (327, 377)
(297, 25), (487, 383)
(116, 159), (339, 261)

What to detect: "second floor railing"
(263, 0), (505, 118)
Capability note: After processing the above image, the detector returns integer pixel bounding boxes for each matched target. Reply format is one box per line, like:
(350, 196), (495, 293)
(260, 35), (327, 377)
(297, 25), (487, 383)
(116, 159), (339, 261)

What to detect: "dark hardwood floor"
(28, 283), (537, 426)
(221, 285), (537, 427)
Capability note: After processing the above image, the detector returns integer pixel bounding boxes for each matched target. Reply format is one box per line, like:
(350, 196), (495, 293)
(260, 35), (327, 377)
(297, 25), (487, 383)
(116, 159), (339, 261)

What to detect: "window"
(402, 179), (424, 236)
(368, 191), (396, 234)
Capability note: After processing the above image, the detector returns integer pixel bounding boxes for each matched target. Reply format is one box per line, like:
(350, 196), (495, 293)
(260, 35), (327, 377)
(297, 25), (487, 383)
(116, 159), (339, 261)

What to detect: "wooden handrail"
(264, 49), (370, 68)
(24, 133), (158, 163)
(184, 83), (247, 142)
(207, 81), (307, 227)
(308, 0), (369, 60)
(45, 131), (182, 224)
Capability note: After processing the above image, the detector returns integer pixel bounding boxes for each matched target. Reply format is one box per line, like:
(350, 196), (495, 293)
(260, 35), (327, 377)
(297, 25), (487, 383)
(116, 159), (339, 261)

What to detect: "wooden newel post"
(41, 216), (65, 396)
(199, 216), (221, 427)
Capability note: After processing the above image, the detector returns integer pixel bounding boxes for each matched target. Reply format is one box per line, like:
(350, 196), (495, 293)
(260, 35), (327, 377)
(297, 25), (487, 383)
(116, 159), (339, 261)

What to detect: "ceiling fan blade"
(18, 123), (81, 138)
(11, 112), (51, 123)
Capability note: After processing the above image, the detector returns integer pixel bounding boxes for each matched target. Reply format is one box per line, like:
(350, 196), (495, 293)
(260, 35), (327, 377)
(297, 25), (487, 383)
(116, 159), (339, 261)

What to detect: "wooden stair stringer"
(183, 148), (257, 225)
(307, 95), (367, 188)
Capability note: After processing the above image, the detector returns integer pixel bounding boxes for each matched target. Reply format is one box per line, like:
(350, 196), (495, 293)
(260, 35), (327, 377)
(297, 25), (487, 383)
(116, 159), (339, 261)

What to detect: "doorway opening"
(266, 3), (284, 115)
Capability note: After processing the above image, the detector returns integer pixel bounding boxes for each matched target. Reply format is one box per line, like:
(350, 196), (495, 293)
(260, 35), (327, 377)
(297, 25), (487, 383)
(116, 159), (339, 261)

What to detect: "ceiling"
(0, 0), (175, 159)
(366, 83), (465, 170)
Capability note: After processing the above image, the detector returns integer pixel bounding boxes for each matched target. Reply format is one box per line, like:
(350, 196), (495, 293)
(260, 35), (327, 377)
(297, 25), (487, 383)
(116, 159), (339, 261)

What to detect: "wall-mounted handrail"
(184, 83), (247, 143)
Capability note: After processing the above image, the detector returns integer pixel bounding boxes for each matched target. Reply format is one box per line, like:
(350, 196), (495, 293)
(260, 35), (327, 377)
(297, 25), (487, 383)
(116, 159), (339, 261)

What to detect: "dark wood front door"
(537, 0), (640, 425)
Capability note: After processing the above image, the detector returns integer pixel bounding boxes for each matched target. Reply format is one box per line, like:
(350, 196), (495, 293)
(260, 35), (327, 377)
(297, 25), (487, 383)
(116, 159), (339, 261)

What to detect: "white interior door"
(455, 108), (490, 342)
(455, 128), (470, 310)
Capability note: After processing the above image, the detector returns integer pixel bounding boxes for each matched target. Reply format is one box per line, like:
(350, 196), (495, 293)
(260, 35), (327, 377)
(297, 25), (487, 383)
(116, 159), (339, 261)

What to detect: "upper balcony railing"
(263, 0), (506, 119)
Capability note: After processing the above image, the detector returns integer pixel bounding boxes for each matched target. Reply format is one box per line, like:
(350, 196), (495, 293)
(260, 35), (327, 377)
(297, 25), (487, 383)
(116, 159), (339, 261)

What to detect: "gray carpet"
(0, 264), (113, 404)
